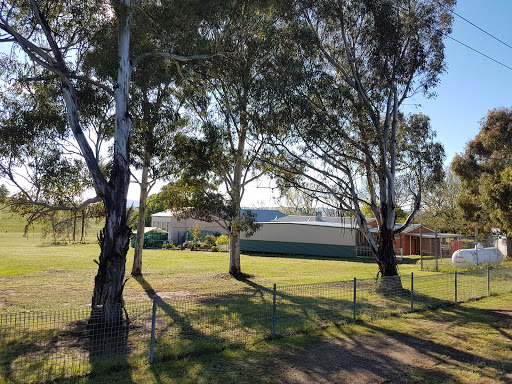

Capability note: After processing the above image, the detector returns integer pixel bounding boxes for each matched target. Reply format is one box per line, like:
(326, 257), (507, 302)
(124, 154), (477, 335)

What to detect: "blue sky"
(404, 0), (512, 164)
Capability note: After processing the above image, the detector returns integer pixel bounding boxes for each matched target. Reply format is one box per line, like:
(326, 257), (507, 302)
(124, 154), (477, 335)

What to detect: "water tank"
(451, 244), (503, 267)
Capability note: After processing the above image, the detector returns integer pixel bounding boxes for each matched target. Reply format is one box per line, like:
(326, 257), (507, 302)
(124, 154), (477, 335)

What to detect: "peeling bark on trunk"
(89, 0), (132, 333)
(88, 192), (131, 348)
(374, 225), (404, 293)
(91, 194), (131, 306)
(375, 227), (398, 277)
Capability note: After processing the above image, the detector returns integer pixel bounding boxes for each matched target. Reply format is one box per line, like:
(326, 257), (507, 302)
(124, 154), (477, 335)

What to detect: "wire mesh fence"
(1, 267), (512, 383)
(420, 235), (504, 271)
(0, 302), (152, 383)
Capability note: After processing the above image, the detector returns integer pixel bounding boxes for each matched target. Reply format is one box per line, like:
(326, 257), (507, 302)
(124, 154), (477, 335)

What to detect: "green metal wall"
(239, 239), (356, 258)
(131, 230), (168, 248)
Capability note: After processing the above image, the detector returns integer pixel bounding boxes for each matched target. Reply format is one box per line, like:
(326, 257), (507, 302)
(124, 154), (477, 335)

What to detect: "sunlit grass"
(0, 209), (439, 312)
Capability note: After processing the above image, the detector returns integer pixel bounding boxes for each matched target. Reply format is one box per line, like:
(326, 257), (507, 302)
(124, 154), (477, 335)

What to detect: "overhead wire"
(435, 1), (512, 50)
(445, 35), (512, 72)
(394, 1), (512, 72)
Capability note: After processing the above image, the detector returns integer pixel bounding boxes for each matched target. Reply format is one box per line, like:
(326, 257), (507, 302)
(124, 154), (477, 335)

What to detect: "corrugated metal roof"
(276, 215), (359, 226)
(258, 221), (357, 229)
(150, 210), (174, 217)
(151, 209), (287, 223)
(241, 209), (287, 222)
(132, 227), (168, 234)
(406, 232), (462, 238)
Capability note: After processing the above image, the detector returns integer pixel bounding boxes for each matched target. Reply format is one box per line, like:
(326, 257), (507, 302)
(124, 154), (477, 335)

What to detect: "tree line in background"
(0, 0), (459, 324)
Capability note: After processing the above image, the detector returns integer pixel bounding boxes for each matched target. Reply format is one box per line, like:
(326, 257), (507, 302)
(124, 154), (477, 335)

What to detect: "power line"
(395, 2), (512, 72)
(438, 2), (512, 50)
(446, 35), (512, 72)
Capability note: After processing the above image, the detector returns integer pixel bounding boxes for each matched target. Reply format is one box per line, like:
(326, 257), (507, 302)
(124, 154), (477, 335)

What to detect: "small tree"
(0, 184), (8, 202)
(205, 234), (217, 246)
(188, 221), (205, 245)
(216, 234), (230, 246)
(417, 169), (467, 234)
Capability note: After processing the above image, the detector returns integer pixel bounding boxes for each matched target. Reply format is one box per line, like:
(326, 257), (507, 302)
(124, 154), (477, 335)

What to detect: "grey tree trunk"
(132, 162), (150, 276)
(229, 231), (242, 276)
(375, 225), (399, 277)
(81, 212), (85, 243)
(1, 0), (135, 346)
(228, 118), (245, 277)
(73, 211), (77, 243)
(91, 197), (131, 309)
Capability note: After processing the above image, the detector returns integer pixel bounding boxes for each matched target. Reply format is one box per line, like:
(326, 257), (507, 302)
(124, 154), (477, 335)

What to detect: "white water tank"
(452, 244), (503, 267)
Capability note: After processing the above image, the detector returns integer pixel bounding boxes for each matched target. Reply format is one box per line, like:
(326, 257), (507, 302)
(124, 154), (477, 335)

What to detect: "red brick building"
(366, 220), (449, 256)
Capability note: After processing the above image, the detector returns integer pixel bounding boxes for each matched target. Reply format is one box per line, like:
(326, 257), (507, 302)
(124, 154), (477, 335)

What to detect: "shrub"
(205, 235), (217, 246)
(211, 246), (218, 252)
(216, 234), (229, 246)
(162, 243), (175, 249)
(184, 241), (209, 250)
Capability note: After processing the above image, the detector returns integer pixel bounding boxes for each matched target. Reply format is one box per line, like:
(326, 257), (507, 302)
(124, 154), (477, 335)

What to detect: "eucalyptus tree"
(179, 0), (294, 277)
(452, 107), (512, 235)
(0, 184), (8, 202)
(418, 168), (466, 234)
(270, 0), (452, 277)
(129, 78), (186, 277)
(0, 0), (222, 324)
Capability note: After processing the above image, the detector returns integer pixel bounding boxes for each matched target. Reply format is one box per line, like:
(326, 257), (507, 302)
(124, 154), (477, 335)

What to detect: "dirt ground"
(272, 308), (512, 384)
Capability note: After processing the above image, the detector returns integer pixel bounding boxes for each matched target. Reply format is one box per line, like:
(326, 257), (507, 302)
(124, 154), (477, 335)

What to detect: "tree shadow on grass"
(0, 314), (136, 384)
(133, 275), (360, 384)
(133, 275), (281, 384)
(80, 289), (512, 384)
(271, 302), (512, 383)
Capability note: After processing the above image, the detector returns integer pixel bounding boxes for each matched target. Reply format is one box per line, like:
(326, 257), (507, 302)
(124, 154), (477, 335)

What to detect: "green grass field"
(0, 208), (450, 312)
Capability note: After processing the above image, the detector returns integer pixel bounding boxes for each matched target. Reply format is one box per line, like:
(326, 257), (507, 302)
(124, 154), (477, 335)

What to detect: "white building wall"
(244, 222), (357, 246)
(151, 211), (228, 244)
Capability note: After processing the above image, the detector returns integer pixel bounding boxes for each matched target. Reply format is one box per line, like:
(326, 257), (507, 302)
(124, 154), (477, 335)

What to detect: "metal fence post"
(411, 272), (414, 313)
(454, 271), (458, 303)
(420, 227), (423, 270)
(272, 284), (277, 339)
(149, 295), (157, 364)
(487, 266), (490, 296)
(435, 231), (439, 272)
(353, 278), (357, 321)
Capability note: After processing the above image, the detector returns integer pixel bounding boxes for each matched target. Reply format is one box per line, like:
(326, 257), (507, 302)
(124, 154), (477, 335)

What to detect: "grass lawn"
(0, 209), (449, 312)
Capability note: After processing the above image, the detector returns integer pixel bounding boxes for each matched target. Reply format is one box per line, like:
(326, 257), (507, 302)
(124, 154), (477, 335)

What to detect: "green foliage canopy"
(452, 107), (512, 234)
